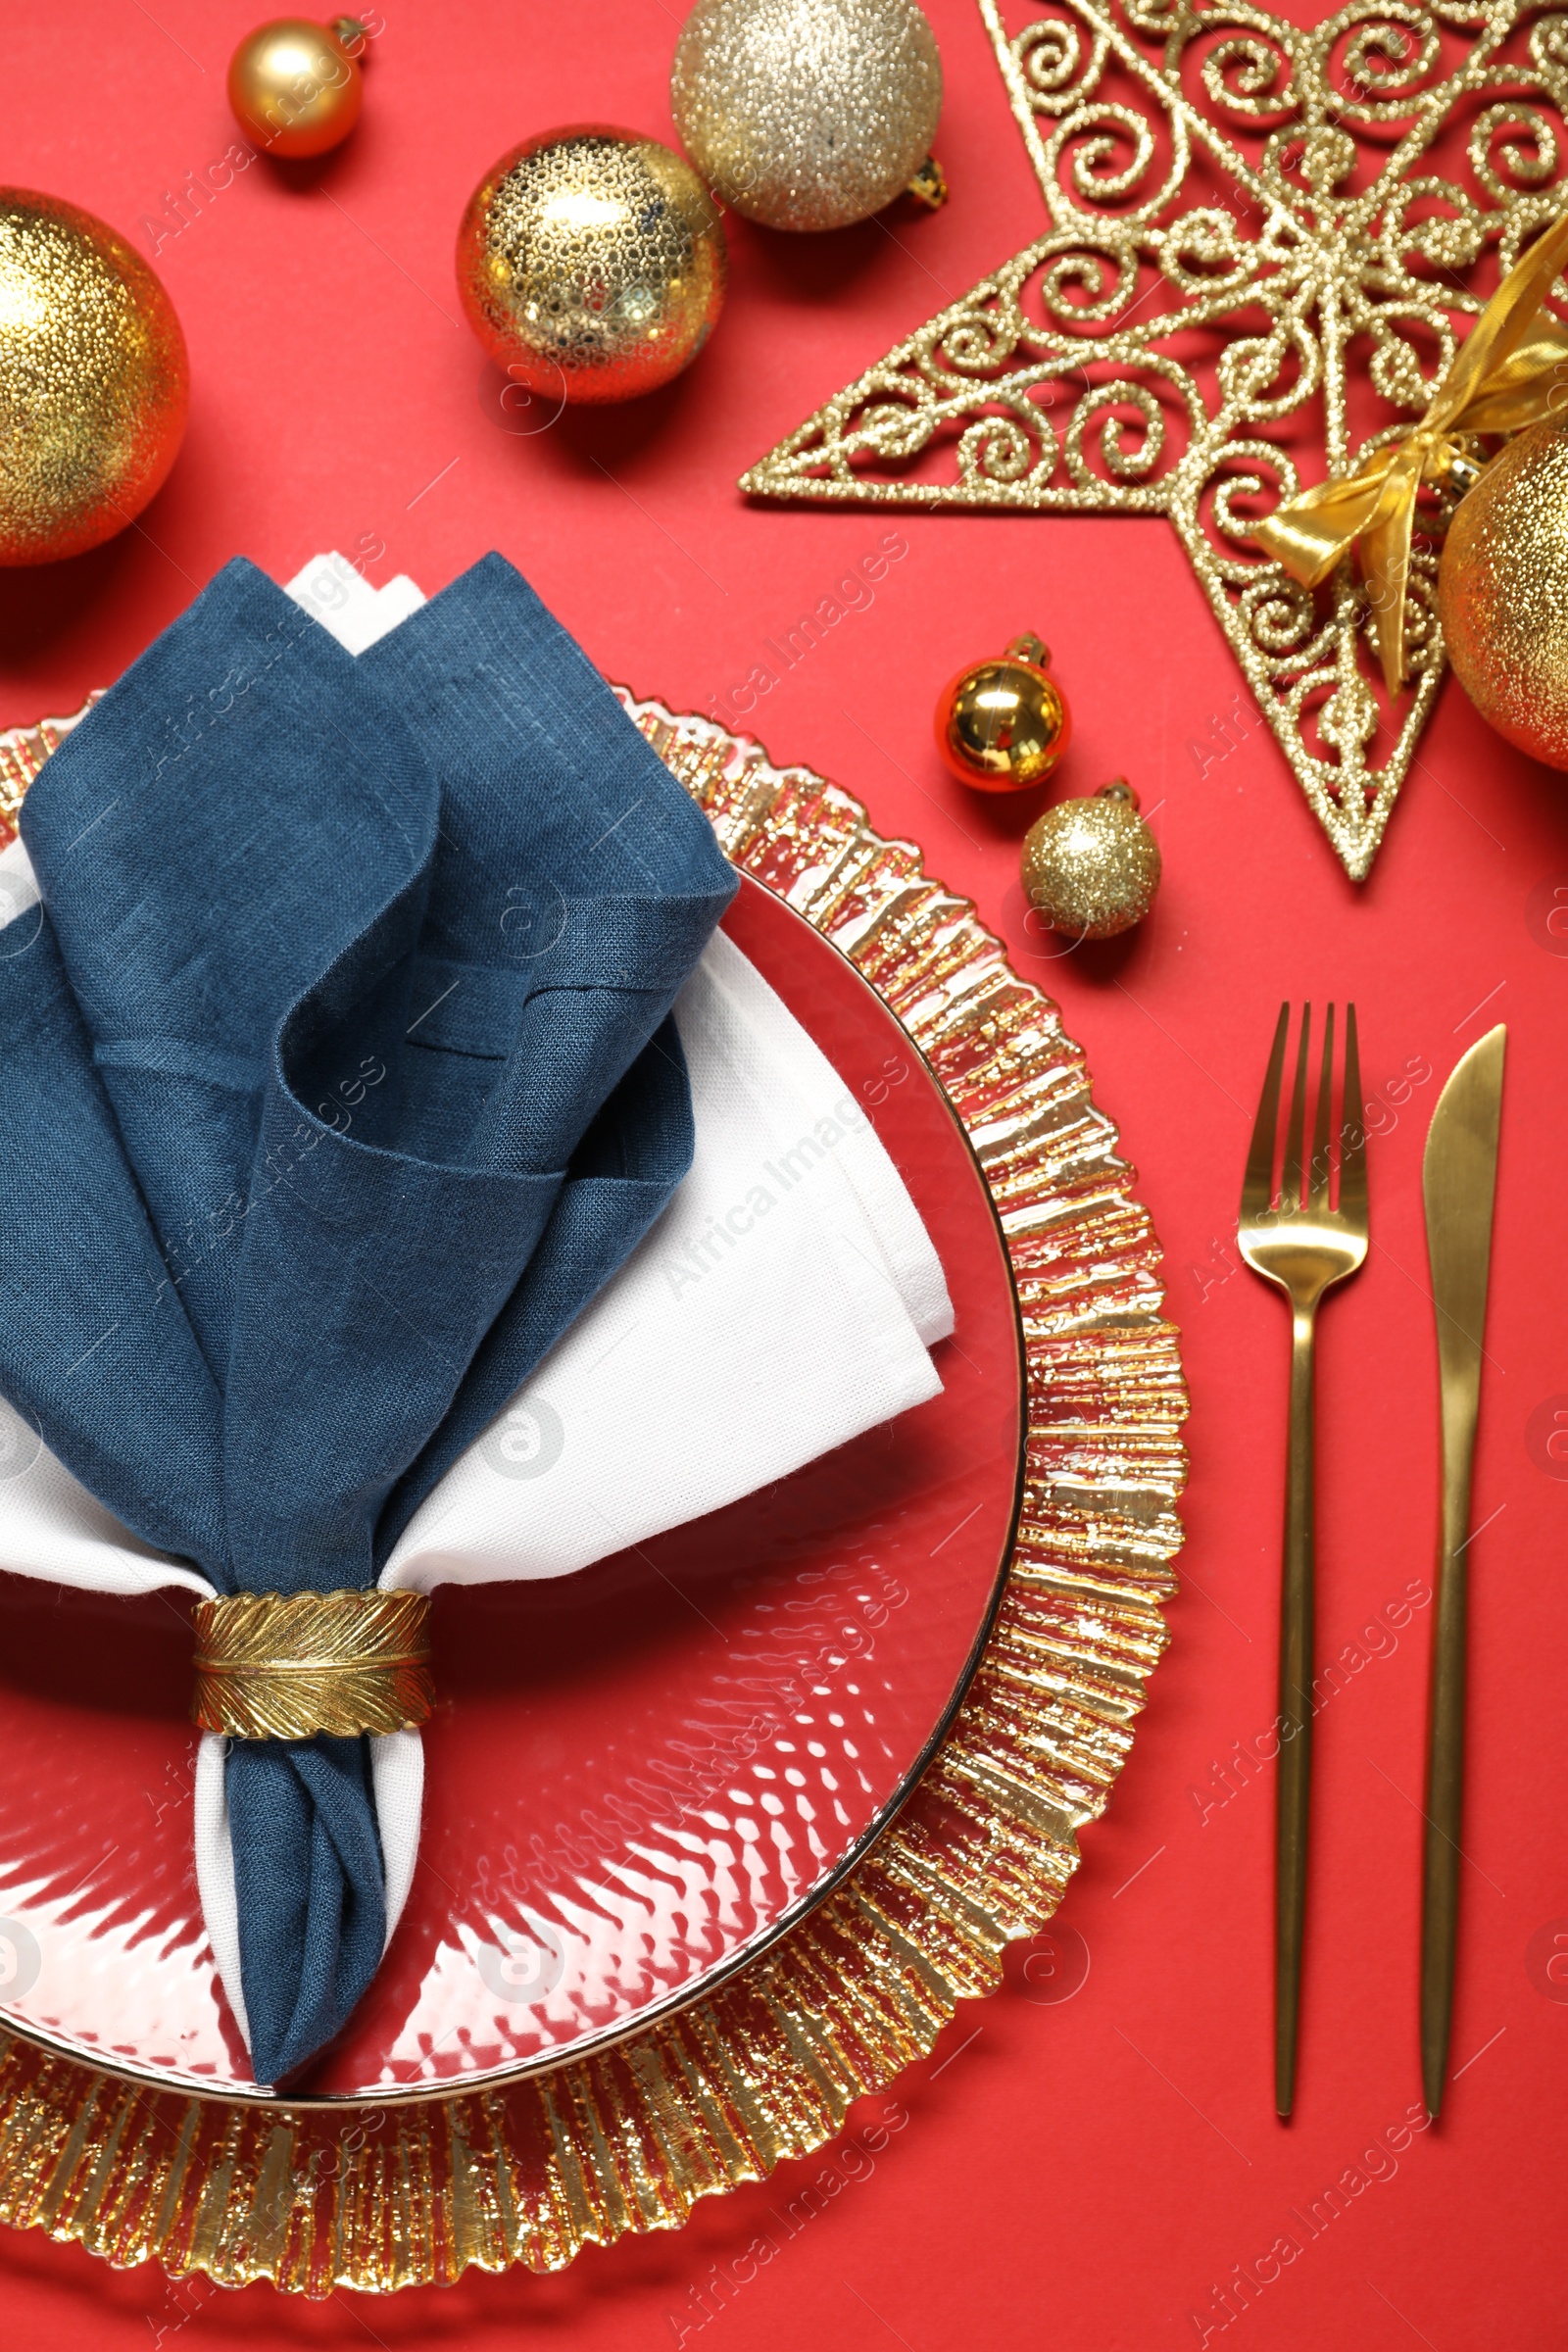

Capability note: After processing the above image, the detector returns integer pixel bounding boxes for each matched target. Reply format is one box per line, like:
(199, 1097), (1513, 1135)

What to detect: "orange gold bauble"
(0, 189), (188, 566)
(935, 631), (1072, 792)
(227, 19), (365, 160)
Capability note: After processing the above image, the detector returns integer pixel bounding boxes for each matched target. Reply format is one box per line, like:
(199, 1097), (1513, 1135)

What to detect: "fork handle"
(1276, 1301), (1317, 2120)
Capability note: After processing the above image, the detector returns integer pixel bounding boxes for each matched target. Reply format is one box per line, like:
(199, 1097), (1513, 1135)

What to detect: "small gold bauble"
(1021, 781), (1160, 941)
(456, 127), (727, 406)
(1439, 413), (1568, 770)
(0, 190), (188, 566)
(935, 631), (1071, 793)
(671, 0), (943, 232)
(227, 19), (364, 161)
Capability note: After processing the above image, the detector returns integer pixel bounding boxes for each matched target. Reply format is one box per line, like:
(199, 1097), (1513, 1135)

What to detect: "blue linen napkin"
(0, 553), (735, 2082)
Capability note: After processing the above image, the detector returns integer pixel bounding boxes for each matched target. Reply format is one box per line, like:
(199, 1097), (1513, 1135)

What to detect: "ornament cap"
(1004, 631), (1052, 669)
(1099, 776), (1139, 808)
(906, 155), (949, 210)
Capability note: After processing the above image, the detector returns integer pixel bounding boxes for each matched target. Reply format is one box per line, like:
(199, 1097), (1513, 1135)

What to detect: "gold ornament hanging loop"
(191, 1589), (434, 1740)
(1254, 209), (1568, 696)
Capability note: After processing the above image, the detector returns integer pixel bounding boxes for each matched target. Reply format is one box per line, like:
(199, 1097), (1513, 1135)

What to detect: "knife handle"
(1421, 1467), (1471, 2118)
(1276, 1303), (1316, 2120)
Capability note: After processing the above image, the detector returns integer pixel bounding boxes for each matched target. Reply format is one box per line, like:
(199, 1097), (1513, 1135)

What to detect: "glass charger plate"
(0, 690), (1188, 2291)
(0, 869), (1023, 2096)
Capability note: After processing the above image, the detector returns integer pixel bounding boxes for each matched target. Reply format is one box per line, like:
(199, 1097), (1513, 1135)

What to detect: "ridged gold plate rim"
(0, 689), (1187, 2295)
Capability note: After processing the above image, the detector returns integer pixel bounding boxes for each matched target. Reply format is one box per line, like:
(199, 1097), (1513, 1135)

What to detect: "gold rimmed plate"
(0, 692), (1186, 2290)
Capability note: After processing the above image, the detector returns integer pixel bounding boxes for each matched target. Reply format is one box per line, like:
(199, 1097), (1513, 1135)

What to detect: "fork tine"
(1339, 1002), (1367, 1228)
(1308, 1004), (1335, 1210)
(1241, 1002), (1291, 1217)
(1281, 1004), (1311, 1210)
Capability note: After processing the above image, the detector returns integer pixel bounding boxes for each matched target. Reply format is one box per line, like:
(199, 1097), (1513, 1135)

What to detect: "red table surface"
(0, 1), (1563, 2345)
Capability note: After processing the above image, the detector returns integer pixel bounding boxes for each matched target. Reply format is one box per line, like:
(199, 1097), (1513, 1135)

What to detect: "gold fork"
(1238, 1004), (1368, 2119)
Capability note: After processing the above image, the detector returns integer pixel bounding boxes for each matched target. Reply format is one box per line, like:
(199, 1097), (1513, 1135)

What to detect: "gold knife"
(1419, 1022), (1505, 2118)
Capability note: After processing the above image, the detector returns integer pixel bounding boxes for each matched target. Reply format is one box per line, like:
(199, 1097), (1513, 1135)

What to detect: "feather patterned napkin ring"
(191, 1590), (434, 1740)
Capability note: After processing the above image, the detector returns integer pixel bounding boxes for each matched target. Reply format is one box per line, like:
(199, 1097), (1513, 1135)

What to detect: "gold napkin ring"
(191, 1590), (434, 1740)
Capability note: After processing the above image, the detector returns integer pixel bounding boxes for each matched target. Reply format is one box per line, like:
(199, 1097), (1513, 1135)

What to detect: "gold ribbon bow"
(1253, 211), (1568, 697)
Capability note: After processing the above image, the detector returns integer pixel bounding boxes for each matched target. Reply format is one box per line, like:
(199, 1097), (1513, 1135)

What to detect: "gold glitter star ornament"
(742, 0), (1568, 879)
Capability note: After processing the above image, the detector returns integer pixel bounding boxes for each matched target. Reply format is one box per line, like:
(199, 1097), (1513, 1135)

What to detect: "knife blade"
(1419, 1021), (1505, 2119)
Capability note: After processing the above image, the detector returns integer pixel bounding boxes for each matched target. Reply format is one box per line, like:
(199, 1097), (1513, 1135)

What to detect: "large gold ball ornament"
(671, 0), (943, 231)
(227, 19), (365, 160)
(456, 128), (727, 406)
(935, 632), (1072, 793)
(0, 191), (188, 567)
(1439, 413), (1568, 770)
(1021, 781), (1161, 941)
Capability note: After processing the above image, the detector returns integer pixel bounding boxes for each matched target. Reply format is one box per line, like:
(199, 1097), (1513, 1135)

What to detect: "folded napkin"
(0, 552), (736, 2081)
(0, 555), (954, 2082)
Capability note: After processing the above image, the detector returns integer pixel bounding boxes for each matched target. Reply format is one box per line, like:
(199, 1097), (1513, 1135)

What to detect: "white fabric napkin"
(0, 556), (953, 2050)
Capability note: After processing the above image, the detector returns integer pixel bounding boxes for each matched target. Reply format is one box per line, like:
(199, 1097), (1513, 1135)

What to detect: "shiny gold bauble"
(0, 191), (188, 566)
(1021, 781), (1160, 941)
(671, 0), (942, 231)
(227, 19), (364, 160)
(456, 128), (727, 406)
(935, 632), (1072, 793)
(1439, 414), (1568, 770)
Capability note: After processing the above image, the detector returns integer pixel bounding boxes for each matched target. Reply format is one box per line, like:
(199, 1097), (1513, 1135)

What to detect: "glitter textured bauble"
(0, 191), (188, 567)
(1439, 416), (1568, 771)
(228, 20), (364, 159)
(670, 0), (942, 232)
(935, 632), (1071, 793)
(456, 128), (727, 406)
(1021, 784), (1160, 941)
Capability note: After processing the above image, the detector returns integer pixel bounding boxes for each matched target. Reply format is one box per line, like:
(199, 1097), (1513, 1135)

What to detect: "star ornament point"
(741, 0), (1568, 880)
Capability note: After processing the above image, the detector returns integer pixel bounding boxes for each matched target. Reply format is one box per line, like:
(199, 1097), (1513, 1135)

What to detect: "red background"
(1, 1), (1565, 2345)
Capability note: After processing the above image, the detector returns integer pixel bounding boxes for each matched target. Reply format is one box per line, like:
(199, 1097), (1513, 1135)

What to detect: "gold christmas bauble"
(671, 0), (942, 232)
(1439, 413), (1568, 770)
(227, 19), (365, 160)
(0, 190), (188, 567)
(935, 632), (1071, 792)
(456, 128), (727, 406)
(1021, 782), (1160, 941)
